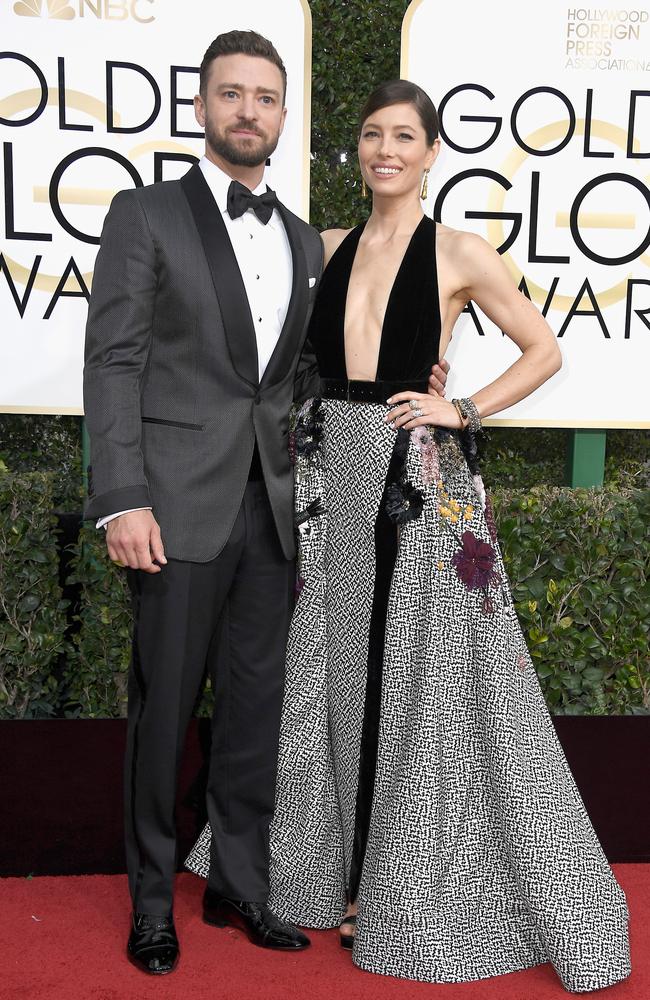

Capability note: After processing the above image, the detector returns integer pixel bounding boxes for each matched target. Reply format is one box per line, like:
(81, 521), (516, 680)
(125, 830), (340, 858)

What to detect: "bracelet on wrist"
(452, 397), (482, 434)
(452, 399), (468, 429)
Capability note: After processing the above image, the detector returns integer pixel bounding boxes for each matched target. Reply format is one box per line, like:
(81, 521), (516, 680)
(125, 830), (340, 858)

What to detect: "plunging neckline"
(337, 216), (430, 382)
(305, 213), (441, 385)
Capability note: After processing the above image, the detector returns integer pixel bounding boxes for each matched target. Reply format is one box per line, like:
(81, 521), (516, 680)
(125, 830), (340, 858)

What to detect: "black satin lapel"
(181, 165), (259, 387)
(259, 204), (309, 390)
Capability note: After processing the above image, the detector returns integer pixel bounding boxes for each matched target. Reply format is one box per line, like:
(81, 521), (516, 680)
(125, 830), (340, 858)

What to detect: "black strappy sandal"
(339, 914), (357, 950)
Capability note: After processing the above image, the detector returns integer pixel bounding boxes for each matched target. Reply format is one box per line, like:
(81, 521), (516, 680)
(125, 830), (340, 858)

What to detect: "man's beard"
(205, 119), (279, 168)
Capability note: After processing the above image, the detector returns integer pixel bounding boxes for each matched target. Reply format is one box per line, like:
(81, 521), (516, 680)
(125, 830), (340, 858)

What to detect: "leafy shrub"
(52, 486), (649, 719)
(63, 525), (131, 718)
(0, 473), (68, 718)
(480, 428), (568, 487)
(494, 487), (650, 714)
(0, 415), (82, 510)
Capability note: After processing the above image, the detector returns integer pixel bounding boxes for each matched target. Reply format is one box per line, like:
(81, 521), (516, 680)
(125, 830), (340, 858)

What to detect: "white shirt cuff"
(96, 508), (152, 530)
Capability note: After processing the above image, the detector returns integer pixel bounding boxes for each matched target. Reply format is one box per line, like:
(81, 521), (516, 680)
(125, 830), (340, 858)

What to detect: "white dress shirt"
(97, 157), (294, 529)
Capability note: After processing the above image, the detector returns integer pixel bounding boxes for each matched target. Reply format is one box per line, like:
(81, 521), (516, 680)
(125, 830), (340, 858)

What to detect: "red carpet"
(2, 866), (648, 1000)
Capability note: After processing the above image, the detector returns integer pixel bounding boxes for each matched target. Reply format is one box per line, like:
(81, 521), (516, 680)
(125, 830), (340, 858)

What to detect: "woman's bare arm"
(453, 232), (562, 419)
(386, 231), (561, 429)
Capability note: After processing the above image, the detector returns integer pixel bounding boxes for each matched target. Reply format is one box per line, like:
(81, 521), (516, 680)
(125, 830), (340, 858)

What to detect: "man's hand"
(428, 358), (450, 397)
(106, 510), (167, 574)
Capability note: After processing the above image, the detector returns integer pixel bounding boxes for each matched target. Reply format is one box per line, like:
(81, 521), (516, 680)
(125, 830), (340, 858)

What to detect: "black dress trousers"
(124, 479), (294, 916)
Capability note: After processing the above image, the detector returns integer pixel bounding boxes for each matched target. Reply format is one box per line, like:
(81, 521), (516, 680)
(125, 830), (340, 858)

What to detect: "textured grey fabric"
(83, 170), (323, 561)
(188, 401), (630, 991)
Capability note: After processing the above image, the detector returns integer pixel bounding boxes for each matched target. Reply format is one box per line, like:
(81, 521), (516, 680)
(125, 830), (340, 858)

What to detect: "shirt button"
(249, 233), (253, 240)
(256, 275), (260, 280)
(258, 317), (262, 322)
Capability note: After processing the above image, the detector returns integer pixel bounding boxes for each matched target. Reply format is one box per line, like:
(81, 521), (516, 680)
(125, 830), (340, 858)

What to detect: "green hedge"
(63, 525), (131, 719)
(495, 487), (650, 715)
(0, 474), (69, 718)
(1, 482), (647, 719)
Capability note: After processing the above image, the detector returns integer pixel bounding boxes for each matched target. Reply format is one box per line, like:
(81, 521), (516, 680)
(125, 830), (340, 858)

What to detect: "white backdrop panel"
(0, 0), (311, 413)
(402, 0), (650, 426)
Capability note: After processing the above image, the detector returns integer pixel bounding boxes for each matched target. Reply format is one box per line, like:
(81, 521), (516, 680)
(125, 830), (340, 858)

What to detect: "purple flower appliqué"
(452, 531), (498, 591)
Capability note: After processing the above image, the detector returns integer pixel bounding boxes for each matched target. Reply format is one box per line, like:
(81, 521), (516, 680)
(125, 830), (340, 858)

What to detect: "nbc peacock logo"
(12, 0), (156, 21)
(13, 0), (75, 18)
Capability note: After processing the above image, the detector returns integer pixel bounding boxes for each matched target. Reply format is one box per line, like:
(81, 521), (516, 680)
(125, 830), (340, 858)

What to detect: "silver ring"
(408, 399), (420, 411)
(411, 408), (423, 419)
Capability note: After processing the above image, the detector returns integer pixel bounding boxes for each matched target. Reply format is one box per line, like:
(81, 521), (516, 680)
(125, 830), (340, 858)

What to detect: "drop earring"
(361, 176), (367, 198)
(420, 168), (430, 200)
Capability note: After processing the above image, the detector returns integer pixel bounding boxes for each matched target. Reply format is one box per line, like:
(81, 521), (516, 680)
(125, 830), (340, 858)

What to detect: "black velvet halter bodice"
(308, 215), (441, 382)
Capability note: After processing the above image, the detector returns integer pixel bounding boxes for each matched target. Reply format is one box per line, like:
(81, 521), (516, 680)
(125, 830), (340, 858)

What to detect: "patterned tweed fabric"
(186, 398), (630, 992)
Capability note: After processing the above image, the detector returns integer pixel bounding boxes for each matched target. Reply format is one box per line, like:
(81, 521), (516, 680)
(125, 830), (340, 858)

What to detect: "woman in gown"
(187, 80), (630, 991)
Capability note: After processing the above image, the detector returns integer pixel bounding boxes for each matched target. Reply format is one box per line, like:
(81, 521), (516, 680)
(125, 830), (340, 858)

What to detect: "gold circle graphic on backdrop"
(0, 88), (121, 291)
(487, 119), (648, 312)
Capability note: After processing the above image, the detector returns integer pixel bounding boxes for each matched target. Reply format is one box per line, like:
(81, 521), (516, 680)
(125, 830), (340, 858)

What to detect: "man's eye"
(224, 91), (238, 99)
(260, 96), (274, 105)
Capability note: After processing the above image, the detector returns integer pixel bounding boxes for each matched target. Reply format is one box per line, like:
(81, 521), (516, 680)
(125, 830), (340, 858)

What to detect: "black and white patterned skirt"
(187, 397), (630, 992)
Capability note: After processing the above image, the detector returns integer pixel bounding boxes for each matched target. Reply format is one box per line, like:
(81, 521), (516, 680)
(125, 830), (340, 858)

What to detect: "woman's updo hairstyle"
(359, 80), (439, 146)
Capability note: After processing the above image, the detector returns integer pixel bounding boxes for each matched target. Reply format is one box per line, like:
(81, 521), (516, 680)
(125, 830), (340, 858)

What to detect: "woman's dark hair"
(359, 80), (439, 145)
(200, 30), (287, 102)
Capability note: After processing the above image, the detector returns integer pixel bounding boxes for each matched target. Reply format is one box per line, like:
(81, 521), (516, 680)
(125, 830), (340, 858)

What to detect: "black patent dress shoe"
(203, 888), (310, 950)
(127, 912), (179, 975)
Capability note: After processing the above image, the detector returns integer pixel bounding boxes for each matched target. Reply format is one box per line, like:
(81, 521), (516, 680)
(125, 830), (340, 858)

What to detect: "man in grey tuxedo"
(84, 27), (448, 976)
(84, 30), (322, 974)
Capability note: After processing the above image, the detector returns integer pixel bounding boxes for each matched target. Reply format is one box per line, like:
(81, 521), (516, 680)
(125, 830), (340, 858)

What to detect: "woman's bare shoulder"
(320, 228), (353, 268)
(436, 222), (495, 263)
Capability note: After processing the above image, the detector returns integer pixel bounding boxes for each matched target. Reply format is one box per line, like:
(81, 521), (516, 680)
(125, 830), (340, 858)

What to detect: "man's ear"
(278, 105), (288, 137)
(194, 93), (206, 129)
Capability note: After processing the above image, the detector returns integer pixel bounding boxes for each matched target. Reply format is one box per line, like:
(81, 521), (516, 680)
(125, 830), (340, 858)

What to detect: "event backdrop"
(403, 0), (650, 427)
(0, 0), (311, 413)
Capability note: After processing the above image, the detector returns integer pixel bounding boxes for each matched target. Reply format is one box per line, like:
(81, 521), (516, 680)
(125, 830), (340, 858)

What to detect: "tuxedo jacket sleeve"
(83, 190), (155, 517)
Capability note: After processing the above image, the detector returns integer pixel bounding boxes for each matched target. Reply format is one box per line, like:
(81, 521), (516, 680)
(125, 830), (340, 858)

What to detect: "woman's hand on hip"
(385, 391), (463, 430)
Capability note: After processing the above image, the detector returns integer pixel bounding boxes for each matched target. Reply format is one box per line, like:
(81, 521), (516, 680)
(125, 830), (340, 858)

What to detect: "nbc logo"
(12, 0), (156, 21)
(14, 0), (75, 17)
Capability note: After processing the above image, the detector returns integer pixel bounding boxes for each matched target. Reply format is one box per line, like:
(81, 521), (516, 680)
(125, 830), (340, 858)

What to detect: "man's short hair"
(200, 30), (287, 103)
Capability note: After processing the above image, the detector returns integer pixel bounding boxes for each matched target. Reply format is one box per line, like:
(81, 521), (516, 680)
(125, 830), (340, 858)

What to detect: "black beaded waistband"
(319, 378), (429, 404)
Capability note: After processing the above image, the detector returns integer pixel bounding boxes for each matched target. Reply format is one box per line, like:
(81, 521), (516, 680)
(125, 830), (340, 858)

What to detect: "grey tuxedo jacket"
(83, 164), (323, 562)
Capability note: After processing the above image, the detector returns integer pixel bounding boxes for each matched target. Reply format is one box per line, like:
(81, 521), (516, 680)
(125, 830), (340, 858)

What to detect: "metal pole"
(565, 429), (607, 487)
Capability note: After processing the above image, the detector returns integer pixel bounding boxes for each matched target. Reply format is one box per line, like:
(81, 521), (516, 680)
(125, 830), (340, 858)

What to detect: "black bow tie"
(227, 180), (278, 225)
